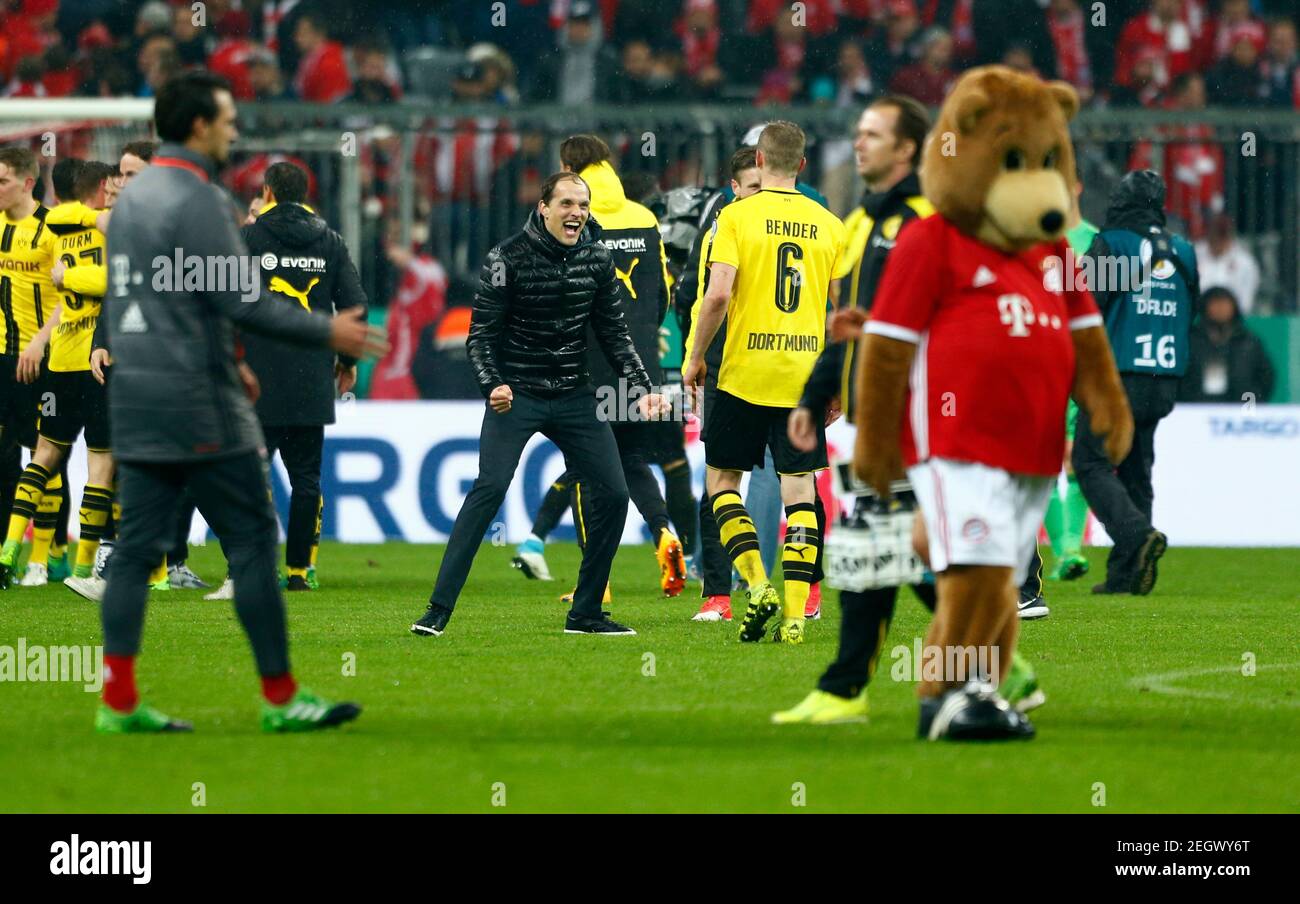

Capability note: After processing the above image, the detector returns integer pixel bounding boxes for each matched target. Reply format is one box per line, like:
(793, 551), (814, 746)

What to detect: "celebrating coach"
(411, 172), (665, 638)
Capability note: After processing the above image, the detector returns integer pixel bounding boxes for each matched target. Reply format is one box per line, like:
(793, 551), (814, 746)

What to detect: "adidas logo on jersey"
(119, 301), (148, 333)
(972, 265), (996, 288)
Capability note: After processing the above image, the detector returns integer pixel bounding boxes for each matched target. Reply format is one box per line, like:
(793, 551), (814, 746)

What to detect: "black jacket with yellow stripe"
(799, 172), (932, 420)
(579, 161), (670, 391)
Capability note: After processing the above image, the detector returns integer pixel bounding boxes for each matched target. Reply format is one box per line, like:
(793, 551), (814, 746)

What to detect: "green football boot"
(95, 702), (193, 733)
(261, 687), (361, 733)
(0, 539), (20, 590)
(1001, 653), (1046, 713)
(1049, 553), (1089, 582)
(47, 551), (72, 582)
(306, 567), (319, 590)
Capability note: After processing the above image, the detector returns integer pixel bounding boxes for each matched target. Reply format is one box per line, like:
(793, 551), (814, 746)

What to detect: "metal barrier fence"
(4, 101), (1299, 312)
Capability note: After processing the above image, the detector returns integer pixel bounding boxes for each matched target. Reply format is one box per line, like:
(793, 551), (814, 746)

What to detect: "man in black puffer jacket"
(242, 161), (367, 592)
(411, 172), (665, 638)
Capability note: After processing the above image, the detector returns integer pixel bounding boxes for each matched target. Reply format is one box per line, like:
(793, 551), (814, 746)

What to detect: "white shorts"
(907, 457), (1054, 586)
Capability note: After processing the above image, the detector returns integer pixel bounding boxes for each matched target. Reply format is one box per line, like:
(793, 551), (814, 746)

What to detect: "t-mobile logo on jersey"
(997, 293), (1034, 337)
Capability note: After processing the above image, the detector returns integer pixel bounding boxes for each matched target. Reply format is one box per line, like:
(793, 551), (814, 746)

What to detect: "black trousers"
(818, 582), (937, 698)
(1073, 374), (1178, 587)
(170, 492), (195, 564)
(263, 425), (325, 570)
(430, 389), (629, 619)
(102, 451), (289, 676)
(1020, 544), (1043, 600)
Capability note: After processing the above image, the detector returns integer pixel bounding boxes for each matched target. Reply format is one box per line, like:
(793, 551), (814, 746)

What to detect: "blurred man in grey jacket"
(89, 71), (384, 735)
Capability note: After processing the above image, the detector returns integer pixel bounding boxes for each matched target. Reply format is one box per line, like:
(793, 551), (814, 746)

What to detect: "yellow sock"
(288, 567), (308, 579)
(29, 474), (63, 567)
(6, 461), (50, 544)
(711, 490), (767, 588)
(149, 557), (167, 585)
(310, 495), (322, 567)
(75, 484), (113, 573)
(781, 503), (820, 618)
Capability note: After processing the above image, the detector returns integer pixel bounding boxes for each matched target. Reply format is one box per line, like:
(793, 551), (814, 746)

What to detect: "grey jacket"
(104, 143), (333, 462)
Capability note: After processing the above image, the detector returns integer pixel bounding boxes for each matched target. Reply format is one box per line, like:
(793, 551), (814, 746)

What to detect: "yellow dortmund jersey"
(0, 204), (59, 358)
(45, 202), (107, 372)
(708, 187), (846, 407)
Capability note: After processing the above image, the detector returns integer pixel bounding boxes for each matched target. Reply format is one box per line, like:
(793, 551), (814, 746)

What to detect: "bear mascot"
(852, 66), (1134, 740)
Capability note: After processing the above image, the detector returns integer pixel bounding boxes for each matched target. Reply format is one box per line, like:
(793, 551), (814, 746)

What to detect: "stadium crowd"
(2, 0), (1299, 109)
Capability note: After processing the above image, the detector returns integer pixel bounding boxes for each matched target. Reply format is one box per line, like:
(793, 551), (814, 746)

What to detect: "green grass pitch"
(1, 542), (1296, 813)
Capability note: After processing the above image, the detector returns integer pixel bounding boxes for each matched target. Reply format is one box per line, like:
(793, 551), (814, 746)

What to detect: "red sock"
(103, 654), (138, 713)
(261, 673), (297, 705)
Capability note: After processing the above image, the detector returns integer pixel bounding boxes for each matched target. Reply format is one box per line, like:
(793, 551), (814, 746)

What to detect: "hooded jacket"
(467, 208), (650, 400)
(1085, 170), (1198, 377)
(104, 143), (333, 462)
(1178, 291), (1275, 404)
(578, 160), (670, 392)
(240, 200), (368, 426)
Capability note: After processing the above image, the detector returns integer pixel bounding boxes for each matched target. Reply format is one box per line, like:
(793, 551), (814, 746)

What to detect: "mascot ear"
(1046, 81), (1080, 121)
(953, 86), (990, 135)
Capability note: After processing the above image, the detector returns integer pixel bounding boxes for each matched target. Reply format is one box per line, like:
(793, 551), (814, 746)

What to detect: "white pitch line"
(1130, 662), (1300, 707)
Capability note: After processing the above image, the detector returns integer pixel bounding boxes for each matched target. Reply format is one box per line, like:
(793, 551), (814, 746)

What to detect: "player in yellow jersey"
(0, 147), (64, 589)
(1, 161), (116, 588)
(683, 122), (847, 645)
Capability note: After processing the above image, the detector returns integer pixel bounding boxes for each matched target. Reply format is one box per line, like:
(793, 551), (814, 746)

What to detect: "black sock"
(662, 459), (697, 556)
(818, 587), (900, 698)
(531, 470), (574, 542)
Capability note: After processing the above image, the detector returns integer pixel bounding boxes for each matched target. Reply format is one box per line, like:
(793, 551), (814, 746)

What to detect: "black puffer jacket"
(467, 209), (650, 399)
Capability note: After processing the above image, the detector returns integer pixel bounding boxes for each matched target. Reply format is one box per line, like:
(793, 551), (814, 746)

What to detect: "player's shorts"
(907, 456), (1054, 585)
(703, 388), (827, 475)
(0, 353), (42, 449)
(38, 369), (110, 451)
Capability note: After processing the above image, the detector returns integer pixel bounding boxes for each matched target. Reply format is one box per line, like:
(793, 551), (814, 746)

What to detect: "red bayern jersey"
(865, 214), (1102, 477)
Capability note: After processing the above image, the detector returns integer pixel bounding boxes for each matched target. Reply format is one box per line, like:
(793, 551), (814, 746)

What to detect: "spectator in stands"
(3, 55), (46, 97)
(292, 9), (351, 103)
(532, 0), (616, 105)
(1195, 213), (1261, 314)
(757, 4), (814, 104)
(207, 11), (260, 100)
(924, 0), (978, 66)
(1178, 287), (1275, 403)
(1129, 72), (1222, 238)
(134, 1), (172, 40)
(1259, 17), (1300, 107)
(888, 27), (956, 105)
(172, 3), (210, 67)
(603, 39), (674, 103)
(972, 0), (1057, 76)
(371, 222), (448, 401)
(135, 32), (177, 97)
(678, 0), (725, 99)
(866, 0), (923, 90)
(809, 38), (874, 108)
(349, 34), (403, 105)
(1109, 45), (1163, 106)
(247, 46), (290, 101)
(1046, 0), (1092, 97)
(1115, 0), (1202, 94)
(1212, 0), (1266, 61)
(1207, 31), (1267, 106)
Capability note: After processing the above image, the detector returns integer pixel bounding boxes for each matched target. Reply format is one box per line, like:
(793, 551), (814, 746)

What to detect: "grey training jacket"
(104, 143), (332, 463)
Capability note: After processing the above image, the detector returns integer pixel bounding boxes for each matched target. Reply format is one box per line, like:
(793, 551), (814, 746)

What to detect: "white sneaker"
(204, 577), (234, 600)
(64, 575), (106, 602)
(19, 562), (47, 586)
(168, 562), (210, 589)
(93, 541), (114, 579)
(511, 547), (554, 581)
